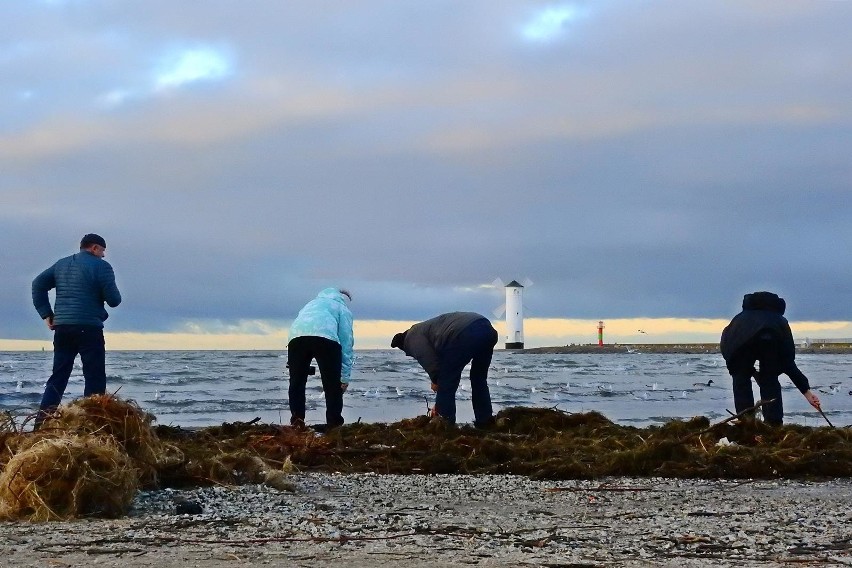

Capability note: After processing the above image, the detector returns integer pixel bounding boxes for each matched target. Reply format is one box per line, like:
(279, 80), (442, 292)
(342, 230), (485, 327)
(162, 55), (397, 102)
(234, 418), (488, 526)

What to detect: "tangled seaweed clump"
(37, 394), (182, 487)
(0, 435), (137, 521)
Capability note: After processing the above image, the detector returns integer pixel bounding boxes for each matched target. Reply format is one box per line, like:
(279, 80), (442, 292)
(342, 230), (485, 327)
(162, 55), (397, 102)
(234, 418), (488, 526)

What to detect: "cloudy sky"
(2, 0), (850, 349)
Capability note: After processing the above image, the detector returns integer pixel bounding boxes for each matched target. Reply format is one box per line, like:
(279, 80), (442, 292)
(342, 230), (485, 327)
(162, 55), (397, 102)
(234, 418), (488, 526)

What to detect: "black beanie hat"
(80, 233), (107, 249)
(742, 291), (786, 315)
(391, 331), (407, 349)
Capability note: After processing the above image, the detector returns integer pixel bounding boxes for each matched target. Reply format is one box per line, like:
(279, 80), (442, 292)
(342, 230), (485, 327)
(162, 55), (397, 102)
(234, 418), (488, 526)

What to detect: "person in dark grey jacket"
(31, 234), (122, 428)
(720, 291), (820, 425)
(391, 312), (498, 427)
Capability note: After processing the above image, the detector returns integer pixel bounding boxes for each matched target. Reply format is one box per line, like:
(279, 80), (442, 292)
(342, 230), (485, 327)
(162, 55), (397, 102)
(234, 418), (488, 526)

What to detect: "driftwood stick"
(700, 399), (776, 434)
(817, 406), (835, 428)
(545, 485), (652, 493)
(676, 400), (777, 443)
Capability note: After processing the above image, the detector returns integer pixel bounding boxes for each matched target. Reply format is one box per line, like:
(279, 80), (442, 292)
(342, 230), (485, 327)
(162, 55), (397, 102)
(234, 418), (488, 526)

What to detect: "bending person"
(287, 288), (354, 429)
(391, 312), (497, 427)
(720, 291), (820, 425)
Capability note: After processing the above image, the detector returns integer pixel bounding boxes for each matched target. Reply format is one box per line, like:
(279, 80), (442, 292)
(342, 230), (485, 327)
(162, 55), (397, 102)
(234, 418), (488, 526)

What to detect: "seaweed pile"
(0, 395), (158, 520)
(2, 397), (852, 520)
(151, 405), (852, 481)
(234, 408), (852, 480)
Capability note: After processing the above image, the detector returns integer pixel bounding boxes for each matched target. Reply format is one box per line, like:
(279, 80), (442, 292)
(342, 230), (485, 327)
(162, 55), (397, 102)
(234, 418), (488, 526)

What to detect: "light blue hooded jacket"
(288, 288), (355, 382)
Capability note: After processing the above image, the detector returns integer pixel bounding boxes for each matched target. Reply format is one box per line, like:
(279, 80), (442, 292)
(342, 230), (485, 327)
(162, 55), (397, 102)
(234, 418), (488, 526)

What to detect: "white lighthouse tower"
(504, 280), (525, 349)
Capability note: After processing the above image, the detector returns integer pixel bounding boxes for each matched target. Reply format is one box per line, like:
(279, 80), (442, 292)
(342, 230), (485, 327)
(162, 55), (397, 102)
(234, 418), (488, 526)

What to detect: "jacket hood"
(742, 291), (786, 315)
(316, 287), (348, 304)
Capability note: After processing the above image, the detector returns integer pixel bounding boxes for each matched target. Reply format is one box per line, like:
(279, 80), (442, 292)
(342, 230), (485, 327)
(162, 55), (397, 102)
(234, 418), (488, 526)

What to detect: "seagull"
(15, 380), (22, 393)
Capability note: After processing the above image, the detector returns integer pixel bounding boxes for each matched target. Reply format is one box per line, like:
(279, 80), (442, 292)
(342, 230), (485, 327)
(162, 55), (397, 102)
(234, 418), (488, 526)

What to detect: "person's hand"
(43, 316), (55, 331)
(341, 382), (349, 393)
(430, 382), (438, 392)
(804, 390), (821, 409)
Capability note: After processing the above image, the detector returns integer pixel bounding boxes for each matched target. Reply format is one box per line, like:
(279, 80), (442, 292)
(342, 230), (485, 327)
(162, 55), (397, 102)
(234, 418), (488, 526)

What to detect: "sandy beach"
(2, 473), (852, 567)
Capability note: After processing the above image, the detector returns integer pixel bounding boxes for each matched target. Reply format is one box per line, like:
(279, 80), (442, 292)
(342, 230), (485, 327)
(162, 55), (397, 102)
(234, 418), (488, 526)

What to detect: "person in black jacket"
(720, 291), (820, 424)
(391, 312), (498, 427)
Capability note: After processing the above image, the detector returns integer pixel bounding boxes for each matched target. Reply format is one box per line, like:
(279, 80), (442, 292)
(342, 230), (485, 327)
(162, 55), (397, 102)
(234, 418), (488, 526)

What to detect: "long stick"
(681, 399), (777, 441)
(817, 406), (835, 428)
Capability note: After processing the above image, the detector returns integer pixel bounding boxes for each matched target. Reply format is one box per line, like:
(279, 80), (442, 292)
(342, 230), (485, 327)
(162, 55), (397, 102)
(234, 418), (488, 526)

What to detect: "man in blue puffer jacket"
(287, 288), (354, 429)
(31, 234), (122, 428)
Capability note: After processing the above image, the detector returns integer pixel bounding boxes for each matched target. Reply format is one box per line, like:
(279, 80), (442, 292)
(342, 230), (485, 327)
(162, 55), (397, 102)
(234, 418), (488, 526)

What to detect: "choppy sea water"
(1, 350), (850, 428)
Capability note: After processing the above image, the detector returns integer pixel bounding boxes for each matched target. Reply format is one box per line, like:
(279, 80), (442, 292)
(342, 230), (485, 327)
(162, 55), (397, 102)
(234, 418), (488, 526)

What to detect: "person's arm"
(32, 266), (56, 325)
(338, 307), (355, 386)
(781, 361), (821, 409)
(406, 332), (440, 384)
(99, 262), (121, 307)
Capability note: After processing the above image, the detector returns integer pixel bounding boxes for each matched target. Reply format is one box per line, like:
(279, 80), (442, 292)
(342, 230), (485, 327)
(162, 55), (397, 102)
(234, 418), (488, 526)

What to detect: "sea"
(1, 350), (851, 429)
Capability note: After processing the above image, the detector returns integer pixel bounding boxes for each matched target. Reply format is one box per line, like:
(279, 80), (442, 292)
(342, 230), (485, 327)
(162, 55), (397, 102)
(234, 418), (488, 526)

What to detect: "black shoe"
(474, 417), (496, 430)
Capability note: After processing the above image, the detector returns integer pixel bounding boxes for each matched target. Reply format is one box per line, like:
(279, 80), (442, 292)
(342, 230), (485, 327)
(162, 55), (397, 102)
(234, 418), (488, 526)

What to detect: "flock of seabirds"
(28, 233), (825, 430)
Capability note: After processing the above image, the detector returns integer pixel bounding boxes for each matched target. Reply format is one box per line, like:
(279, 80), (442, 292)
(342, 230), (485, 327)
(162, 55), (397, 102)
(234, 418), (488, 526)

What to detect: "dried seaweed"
(38, 394), (178, 487)
(152, 406), (852, 482)
(2, 397), (852, 523)
(0, 435), (137, 521)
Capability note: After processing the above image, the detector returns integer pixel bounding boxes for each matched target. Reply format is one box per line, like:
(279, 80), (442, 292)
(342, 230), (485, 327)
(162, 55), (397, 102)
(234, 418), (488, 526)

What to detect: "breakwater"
(519, 343), (852, 355)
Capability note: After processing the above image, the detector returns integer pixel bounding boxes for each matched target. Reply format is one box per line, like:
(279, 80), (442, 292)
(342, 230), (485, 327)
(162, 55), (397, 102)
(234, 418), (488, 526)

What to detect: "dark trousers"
(435, 319), (498, 425)
(287, 336), (344, 427)
(37, 325), (106, 426)
(727, 331), (784, 425)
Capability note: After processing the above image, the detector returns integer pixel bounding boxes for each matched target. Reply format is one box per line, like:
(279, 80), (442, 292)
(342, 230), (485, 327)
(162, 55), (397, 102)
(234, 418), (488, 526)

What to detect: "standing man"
(32, 234), (122, 428)
(391, 312), (498, 427)
(287, 288), (354, 429)
(720, 291), (820, 425)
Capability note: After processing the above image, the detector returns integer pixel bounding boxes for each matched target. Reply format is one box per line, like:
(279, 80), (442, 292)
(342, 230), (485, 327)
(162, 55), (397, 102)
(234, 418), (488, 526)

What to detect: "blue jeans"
(36, 325), (106, 427)
(435, 319), (498, 425)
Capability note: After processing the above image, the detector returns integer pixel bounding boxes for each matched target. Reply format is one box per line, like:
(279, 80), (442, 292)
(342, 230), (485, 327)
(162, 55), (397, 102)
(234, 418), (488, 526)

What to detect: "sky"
(2, 0), (851, 350)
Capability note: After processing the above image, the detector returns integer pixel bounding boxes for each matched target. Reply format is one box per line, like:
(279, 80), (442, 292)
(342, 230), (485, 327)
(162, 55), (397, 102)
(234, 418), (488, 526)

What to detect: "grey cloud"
(2, 1), (851, 340)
